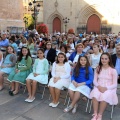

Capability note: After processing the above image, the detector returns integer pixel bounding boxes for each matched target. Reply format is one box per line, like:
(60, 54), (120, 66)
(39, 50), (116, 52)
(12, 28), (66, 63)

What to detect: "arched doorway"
(53, 17), (61, 33)
(87, 14), (101, 34)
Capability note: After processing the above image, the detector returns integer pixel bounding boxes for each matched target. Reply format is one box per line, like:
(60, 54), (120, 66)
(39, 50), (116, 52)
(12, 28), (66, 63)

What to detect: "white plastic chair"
(37, 83), (48, 99)
(66, 94), (91, 112)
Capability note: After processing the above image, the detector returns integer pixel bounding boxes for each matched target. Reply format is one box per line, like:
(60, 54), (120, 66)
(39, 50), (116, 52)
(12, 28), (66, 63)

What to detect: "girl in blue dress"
(7, 47), (32, 95)
(0, 46), (17, 90)
(64, 56), (94, 113)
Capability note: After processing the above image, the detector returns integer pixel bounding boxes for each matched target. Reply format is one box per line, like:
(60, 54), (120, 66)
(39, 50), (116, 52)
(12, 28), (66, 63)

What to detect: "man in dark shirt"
(44, 41), (56, 64)
(111, 43), (120, 85)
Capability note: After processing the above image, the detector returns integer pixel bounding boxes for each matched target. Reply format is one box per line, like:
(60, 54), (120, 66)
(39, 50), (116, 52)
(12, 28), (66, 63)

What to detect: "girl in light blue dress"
(0, 46), (17, 90)
(25, 48), (49, 102)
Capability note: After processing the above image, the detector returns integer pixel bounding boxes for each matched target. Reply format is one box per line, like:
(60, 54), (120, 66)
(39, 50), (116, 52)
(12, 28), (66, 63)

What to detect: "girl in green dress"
(7, 47), (32, 95)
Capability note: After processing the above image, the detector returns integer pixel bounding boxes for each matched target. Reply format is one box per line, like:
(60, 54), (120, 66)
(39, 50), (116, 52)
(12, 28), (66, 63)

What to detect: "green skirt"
(7, 70), (32, 85)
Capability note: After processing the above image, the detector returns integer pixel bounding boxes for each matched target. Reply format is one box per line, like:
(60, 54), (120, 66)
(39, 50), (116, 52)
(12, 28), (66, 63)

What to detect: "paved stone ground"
(0, 82), (120, 120)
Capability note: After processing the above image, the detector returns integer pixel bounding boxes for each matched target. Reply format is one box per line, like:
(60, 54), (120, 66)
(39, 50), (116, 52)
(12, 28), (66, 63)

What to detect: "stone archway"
(47, 11), (63, 33)
(87, 14), (101, 34)
(53, 17), (61, 33)
(77, 5), (103, 34)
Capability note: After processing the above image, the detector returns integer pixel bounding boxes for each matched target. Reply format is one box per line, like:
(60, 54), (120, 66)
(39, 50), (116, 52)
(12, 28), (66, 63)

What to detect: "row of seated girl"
(0, 46), (118, 120)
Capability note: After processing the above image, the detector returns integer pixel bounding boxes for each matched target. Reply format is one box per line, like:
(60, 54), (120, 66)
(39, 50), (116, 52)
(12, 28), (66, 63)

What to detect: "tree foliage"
(24, 14), (34, 29)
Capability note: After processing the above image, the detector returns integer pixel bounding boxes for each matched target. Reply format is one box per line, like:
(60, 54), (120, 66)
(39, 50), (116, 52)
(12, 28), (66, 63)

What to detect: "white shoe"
(25, 98), (29, 102)
(63, 105), (73, 113)
(27, 97), (35, 103)
(72, 104), (78, 114)
(49, 102), (54, 107)
(52, 102), (60, 108)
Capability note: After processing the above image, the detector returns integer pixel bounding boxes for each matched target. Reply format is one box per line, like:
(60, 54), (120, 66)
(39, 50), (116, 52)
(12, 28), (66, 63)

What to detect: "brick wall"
(0, 0), (24, 32)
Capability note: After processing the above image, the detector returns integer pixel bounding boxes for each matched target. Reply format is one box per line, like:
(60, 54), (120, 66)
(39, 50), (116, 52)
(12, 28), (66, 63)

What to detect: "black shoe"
(9, 91), (14, 96)
(0, 87), (4, 91)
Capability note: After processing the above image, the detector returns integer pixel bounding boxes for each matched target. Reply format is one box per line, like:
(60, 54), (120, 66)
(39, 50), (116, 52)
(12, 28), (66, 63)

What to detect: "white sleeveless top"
(91, 53), (101, 69)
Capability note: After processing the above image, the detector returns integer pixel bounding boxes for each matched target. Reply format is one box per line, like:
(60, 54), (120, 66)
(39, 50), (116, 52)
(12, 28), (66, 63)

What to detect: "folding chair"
(19, 84), (27, 94)
(48, 61), (52, 81)
(49, 87), (69, 105)
(66, 94), (91, 112)
(89, 100), (115, 119)
(22, 81), (47, 97)
(3, 73), (10, 89)
(3, 73), (27, 94)
(37, 83), (48, 99)
(36, 61), (52, 99)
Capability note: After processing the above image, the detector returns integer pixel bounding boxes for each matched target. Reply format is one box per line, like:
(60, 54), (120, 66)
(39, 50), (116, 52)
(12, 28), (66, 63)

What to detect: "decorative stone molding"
(78, 4), (104, 24)
(54, 0), (58, 8)
(47, 10), (63, 24)
(47, 10), (64, 33)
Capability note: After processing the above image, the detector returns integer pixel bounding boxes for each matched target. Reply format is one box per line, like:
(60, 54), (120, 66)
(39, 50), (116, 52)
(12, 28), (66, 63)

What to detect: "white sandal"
(63, 106), (73, 113)
(72, 104), (78, 114)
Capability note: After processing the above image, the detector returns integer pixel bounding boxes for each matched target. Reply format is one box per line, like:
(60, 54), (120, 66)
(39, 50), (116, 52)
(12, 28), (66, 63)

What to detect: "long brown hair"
(97, 52), (114, 74)
(28, 37), (34, 45)
(18, 47), (31, 61)
(108, 40), (115, 49)
(74, 56), (90, 79)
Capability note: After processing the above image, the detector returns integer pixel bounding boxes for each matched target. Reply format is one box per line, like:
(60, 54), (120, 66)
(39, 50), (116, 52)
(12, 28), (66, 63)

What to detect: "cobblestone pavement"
(0, 83), (120, 120)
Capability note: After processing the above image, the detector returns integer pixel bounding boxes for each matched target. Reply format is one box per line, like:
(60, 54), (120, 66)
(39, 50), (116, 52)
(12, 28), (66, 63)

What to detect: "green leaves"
(24, 14), (34, 28)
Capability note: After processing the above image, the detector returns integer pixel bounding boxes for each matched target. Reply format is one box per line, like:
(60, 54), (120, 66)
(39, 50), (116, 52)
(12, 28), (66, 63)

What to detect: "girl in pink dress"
(90, 53), (118, 120)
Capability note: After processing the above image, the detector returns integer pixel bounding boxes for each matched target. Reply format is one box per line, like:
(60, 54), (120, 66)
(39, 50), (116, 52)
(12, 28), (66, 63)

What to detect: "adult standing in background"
(69, 43), (85, 63)
(111, 43), (120, 84)
(0, 34), (9, 47)
(44, 41), (56, 64)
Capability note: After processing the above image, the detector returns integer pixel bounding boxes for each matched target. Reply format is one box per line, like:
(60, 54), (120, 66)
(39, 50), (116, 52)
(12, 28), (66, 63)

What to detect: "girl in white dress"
(25, 48), (49, 102)
(48, 52), (71, 108)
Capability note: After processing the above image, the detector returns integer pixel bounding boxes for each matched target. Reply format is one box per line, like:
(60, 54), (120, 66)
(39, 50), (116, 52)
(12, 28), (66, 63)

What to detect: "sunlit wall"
(84, 0), (120, 25)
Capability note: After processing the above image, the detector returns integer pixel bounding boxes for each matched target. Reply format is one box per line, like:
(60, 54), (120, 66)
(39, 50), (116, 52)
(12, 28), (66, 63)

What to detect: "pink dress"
(90, 67), (118, 105)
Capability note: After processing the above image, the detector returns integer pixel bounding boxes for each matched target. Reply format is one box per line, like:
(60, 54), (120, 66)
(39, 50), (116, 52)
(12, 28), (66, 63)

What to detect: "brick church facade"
(0, 0), (24, 34)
